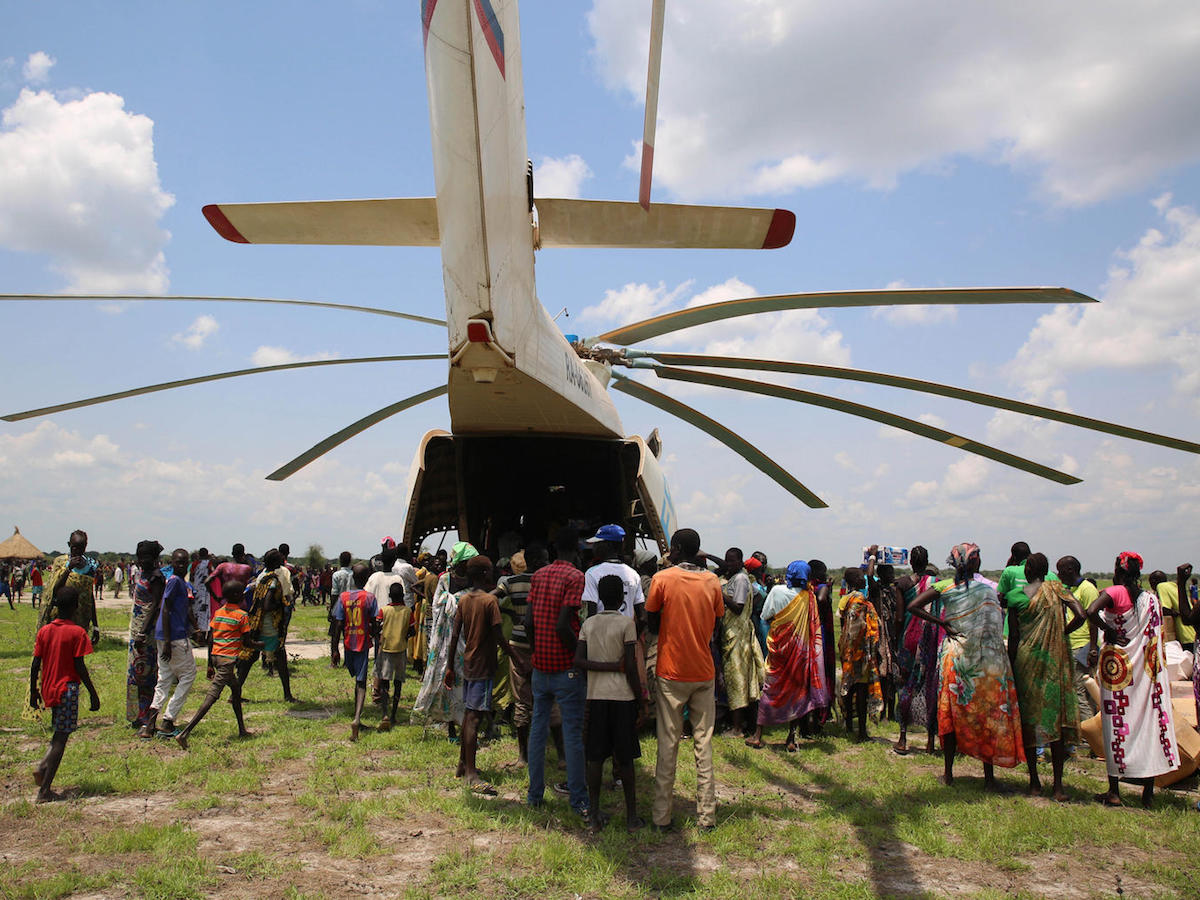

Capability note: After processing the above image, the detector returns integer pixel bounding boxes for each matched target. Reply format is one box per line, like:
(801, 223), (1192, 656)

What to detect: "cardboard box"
(1078, 700), (1200, 788)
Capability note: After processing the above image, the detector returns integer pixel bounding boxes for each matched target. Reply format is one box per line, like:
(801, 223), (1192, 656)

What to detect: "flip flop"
(892, 745), (910, 756)
(785, 741), (798, 753)
(35, 790), (65, 804)
(1093, 792), (1121, 807)
(744, 738), (764, 749)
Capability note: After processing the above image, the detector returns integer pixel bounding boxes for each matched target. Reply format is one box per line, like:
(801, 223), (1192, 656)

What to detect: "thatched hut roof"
(0, 526), (44, 561)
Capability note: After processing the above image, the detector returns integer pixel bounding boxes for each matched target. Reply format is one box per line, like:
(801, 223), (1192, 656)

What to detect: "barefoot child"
(444, 556), (521, 793)
(332, 564), (378, 740)
(176, 580), (259, 749)
(377, 581), (414, 730)
(30, 587), (100, 802)
(574, 574), (646, 832)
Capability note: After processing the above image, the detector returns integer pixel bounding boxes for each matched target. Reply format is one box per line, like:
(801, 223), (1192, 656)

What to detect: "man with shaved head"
(646, 528), (724, 832)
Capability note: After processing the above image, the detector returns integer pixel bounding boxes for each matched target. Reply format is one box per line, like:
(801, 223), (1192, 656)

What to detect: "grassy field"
(0, 601), (1196, 900)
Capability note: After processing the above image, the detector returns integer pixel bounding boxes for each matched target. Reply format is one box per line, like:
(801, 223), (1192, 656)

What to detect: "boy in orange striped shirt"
(177, 580), (261, 749)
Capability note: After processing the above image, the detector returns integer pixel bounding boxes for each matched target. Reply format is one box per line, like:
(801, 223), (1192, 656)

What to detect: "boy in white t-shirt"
(574, 574), (646, 832)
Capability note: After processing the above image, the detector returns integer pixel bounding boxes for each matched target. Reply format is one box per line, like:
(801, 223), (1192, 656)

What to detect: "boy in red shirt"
(177, 579), (259, 750)
(332, 564), (378, 741)
(29, 586), (100, 803)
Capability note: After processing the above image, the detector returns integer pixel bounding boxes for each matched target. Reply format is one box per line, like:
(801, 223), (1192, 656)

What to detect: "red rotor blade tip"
(762, 209), (795, 250)
(202, 205), (249, 243)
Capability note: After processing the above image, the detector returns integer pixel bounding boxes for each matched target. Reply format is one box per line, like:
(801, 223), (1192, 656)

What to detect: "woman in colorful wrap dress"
(746, 560), (829, 750)
(909, 543), (1024, 789)
(1008, 552), (1085, 800)
(1085, 552), (1178, 809)
(721, 548), (765, 737)
(839, 567), (883, 742)
(413, 542), (475, 735)
(126, 540), (163, 728)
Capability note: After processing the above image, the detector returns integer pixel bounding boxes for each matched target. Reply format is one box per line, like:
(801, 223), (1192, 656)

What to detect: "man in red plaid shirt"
(524, 527), (590, 820)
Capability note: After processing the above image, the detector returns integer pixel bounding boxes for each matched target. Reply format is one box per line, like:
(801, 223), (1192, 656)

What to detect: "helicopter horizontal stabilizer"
(536, 199), (794, 250)
(203, 198), (440, 246)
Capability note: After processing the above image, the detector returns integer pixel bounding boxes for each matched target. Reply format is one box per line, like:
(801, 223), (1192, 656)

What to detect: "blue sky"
(3, 1), (1199, 573)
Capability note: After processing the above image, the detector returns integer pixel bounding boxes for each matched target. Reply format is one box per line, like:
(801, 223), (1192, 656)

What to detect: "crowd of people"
(24, 526), (1200, 822)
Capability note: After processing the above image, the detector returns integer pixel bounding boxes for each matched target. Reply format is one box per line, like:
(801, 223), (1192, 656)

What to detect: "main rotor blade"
(0, 294), (447, 327)
(589, 287), (1096, 347)
(611, 373), (827, 508)
(630, 352), (1200, 456)
(639, 0), (667, 210)
(2, 355), (447, 422)
(651, 366), (1081, 485)
(266, 385), (448, 481)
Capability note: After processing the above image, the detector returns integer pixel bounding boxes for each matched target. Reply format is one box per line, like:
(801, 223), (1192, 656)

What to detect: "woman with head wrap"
(719, 548), (766, 737)
(413, 541), (478, 736)
(908, 543), (1024, 788)
(746, 560), (831, 750)
(838, 565), (882, 742)
(1085, 552), (1178, 809)
(1007, 552), (1086, 800)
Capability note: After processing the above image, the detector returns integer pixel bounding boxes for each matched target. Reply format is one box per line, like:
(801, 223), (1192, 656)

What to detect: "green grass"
(1, 600), (1197, 899)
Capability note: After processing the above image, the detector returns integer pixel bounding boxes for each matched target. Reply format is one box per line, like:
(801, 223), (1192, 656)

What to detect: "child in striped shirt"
(177, 580), (262, 750)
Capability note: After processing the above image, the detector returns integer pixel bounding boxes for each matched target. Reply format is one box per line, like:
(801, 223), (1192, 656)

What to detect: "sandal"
(1093, 792), (1121, 807)
(744, 737), (764, 749)
(785, 740), (798, 753)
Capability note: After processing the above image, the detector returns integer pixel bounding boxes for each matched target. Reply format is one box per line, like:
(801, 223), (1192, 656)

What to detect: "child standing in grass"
(574, 574), (645, 832)
(377, 581), (414, 731)
(176, 580), (259, 750)
(332, 564), (378, 741)
(30, 586), (100, 803)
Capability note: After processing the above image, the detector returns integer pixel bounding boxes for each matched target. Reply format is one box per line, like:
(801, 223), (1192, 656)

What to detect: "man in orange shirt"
(645, 528), (724, 831)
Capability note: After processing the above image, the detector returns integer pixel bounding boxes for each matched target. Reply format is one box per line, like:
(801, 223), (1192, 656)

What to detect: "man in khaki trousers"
(645, 528), (725, 831)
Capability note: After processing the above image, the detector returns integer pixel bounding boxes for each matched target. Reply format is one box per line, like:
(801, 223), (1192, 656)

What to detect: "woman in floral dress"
(909, 543), (1024, 789)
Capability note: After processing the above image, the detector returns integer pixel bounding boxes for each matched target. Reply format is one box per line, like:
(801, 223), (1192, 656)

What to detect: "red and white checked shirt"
(528, 560), (583, 673)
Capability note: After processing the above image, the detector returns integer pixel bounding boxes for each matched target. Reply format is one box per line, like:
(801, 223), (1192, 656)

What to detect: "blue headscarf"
(785, 559), (810, 588)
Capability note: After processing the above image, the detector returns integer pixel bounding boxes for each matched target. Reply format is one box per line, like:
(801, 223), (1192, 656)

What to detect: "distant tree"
(306, 544), (326, 570)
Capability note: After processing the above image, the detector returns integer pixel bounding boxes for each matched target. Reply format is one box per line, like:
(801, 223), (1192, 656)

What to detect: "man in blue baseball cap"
(583, 525), (646, 628)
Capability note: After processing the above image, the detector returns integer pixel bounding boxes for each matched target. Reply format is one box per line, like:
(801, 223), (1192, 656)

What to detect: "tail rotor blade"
(266, 385), (448, 481)
(651, 365), (1081, 485)
(2, 355), (446, 422)
(611, 373), (827, 508)
(632, 352), (1200, 455)
(639, 0), (667, 210)
(0, 294), (447, 327)
(589, 287), (1095, 347)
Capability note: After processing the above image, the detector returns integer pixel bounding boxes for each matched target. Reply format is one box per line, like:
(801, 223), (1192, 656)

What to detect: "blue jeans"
(527, 667), (587, 812)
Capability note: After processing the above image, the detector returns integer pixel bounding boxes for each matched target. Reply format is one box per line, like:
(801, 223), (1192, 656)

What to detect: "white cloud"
(171, 315), (219, 350)
(0, 88), (174, 292)
(0, 420), (419, 554)
(250, 346), (338, 367)
(588, 1), (1200, 205)
(576, 279), (691, 326)
(534, 154), (593, 199)
(22, 51), (55, 84)
(1006, 196), (1200, 405)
